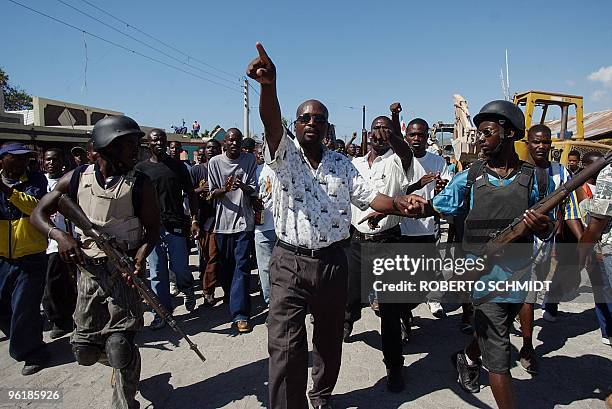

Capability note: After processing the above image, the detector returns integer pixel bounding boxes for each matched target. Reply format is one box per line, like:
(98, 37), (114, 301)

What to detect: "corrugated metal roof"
(545, 109), (612, 139)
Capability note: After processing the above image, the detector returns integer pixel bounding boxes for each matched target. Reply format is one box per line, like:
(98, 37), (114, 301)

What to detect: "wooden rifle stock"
(484, 152), (612, 255)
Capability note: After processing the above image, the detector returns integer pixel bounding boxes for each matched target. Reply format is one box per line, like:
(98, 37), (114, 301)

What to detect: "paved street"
(1, 254), (610, 409)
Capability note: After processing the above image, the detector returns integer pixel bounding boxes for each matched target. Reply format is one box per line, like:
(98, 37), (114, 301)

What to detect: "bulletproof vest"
(75, 164), (142, 258)
(462, 162), (535, 256)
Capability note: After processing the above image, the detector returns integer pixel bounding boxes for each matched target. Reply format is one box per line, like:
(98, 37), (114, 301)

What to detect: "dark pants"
(379, 302), (416, 368)
(216, 231), (254, 321)
(198, 231), (219, 295)
(268, 242), (348, 409)
(0, 253), (47, 361)
(345, 226), (402, 325)
(42, 252), (77, 330)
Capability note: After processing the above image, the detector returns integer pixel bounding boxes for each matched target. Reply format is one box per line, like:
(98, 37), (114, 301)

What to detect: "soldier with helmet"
(404, 100), (556, 409)
(31, 115), (161, 409)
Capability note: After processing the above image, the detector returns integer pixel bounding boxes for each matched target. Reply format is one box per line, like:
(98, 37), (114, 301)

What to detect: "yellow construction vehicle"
(513, 90), (611, 165)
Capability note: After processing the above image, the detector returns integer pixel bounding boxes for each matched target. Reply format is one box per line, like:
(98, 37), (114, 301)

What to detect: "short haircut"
(528, 124), (552, 139)
(169, 140), (182, 147)
(206, 139), (221, 147)
(582, 150), (603, 163)
(147, 128), (166, 139)
(407, 118), (429, 130)
(371, 116), (392, 127)
(568, 150), (581, 159)
(225, 128), (243, 139)
(44, 147), (65, 158)
(296, 99), (329, 119)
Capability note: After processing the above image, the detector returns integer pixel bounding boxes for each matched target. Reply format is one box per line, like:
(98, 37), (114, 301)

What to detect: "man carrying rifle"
(31, 116), (160, 409)
(396, 101), (555, 409)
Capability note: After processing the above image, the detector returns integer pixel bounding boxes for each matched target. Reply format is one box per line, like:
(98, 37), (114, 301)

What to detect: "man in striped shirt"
(517, 124), (583, 374)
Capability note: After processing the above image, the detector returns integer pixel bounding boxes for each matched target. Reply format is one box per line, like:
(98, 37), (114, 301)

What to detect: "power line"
(7, 0), (242, 94)
(247, 80), (260, 96)
(77, 0), (239, 82)
(55, 0), (239, 87)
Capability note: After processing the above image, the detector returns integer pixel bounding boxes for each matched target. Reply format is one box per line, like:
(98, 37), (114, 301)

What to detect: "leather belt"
(84, 257), (109, 266)
(277, 240), (333, 258)
(352, 225), (401, 242)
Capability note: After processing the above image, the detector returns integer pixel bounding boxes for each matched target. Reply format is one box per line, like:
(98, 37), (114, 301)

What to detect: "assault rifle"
(485, 150), (612, 255)
(57, 194), (206, 363)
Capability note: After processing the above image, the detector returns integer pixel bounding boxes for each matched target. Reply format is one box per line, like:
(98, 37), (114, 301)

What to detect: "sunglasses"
(295, 114), (327, 124)
(477, 128), (499, 138)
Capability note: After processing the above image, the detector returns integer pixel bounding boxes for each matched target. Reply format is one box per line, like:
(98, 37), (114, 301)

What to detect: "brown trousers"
(267, 242), (347, 409)
(198, 230), (220, 295)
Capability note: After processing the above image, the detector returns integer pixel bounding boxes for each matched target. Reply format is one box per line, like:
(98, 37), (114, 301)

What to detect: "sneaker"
(235, 320), (251, 333)
(202, 293), (216, 307)
(427, 301), (446, 319)
(184, 288), (196, 311)
(452, 350), (481, 393)
(543, 311), (557, 322)
(386, 366), (405, 393)
(169, 281), (179, 296)
(343, 322), (353, 343)
(519, 347), (539, 375)
(149, 316), (165, 330)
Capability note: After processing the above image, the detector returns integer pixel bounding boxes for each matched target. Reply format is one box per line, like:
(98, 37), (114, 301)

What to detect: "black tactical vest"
(462, 161), (536, 256)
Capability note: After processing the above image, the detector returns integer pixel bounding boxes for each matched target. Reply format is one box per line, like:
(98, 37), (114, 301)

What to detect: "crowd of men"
(0, 42), (610, 409)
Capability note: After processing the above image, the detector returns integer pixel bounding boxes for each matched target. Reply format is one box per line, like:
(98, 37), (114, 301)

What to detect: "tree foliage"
(1, 67), (33, 111)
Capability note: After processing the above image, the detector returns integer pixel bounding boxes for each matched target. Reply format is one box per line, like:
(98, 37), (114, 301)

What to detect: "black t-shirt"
(68, 164), (146, 217)
(135, 157), (193, 230)
(189, 163), (215, 226)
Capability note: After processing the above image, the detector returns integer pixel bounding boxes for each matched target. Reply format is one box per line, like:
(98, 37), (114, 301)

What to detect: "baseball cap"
(0, 143), (34, 157)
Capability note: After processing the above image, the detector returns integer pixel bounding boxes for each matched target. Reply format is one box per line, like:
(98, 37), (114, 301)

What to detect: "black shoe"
(312, 404), (332, 409)
(343, 322), (353, 342)
(386, 366), (405, 393)
(452, 350), (481, 393)
(22, 360), (44, 376)
(519, 347), (539, 375)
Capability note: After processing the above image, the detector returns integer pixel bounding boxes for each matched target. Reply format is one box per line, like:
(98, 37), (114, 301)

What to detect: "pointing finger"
(256, 42), (269, 61)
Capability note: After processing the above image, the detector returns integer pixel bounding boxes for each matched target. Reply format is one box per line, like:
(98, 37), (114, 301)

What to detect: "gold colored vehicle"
(513, 90), (610, 165)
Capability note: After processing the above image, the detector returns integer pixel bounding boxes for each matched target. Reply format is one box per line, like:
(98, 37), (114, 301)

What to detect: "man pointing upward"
(247, 42), (424, 409)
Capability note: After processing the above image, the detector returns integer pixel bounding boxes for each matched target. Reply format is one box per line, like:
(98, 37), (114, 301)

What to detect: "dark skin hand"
(389, 102), (413, 172)
(30, 171), (161, 287)
(578, 214), (610, 268)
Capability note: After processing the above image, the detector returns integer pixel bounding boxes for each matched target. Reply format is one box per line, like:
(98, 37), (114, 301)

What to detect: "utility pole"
(360, 105), (367, 156)
(243, 77), (250, 138)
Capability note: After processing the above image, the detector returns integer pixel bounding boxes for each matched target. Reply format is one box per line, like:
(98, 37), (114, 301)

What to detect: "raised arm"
(246, 43), (283, 158)
(389, 102), (413, 172)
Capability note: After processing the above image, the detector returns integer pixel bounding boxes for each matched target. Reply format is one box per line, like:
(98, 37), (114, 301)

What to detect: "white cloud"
(588, 66), (612, 88)
(592, 90), (608, 101)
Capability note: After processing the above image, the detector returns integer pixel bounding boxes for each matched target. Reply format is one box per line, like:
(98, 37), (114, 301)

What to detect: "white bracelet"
(47, 226), (59, 240)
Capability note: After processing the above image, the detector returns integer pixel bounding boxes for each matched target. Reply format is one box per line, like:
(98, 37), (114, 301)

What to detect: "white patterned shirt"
(351, 150), (410, 234)
(264, 130), (377, 249)
(590, 164), (612, 254)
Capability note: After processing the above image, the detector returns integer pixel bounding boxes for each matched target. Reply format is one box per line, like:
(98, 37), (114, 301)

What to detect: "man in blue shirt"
(408, 101), (554, 409)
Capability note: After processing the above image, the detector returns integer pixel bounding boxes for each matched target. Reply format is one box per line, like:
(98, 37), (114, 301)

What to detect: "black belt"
(352, 225), (401, 242)
(276, 240), (336, 258)
(84, 257), (109, 266)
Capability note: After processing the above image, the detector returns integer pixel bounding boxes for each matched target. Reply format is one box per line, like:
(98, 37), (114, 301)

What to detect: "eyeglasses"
(295, 114), (327, 124)
(477, 128), (499, 138)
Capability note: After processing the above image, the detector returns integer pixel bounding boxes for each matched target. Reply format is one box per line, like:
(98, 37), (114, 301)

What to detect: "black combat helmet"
(92, 115), (145, 150)
(473, 100), (525, 141)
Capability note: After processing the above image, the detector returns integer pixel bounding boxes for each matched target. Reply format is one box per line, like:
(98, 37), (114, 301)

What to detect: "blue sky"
(3, 0), (612, 142)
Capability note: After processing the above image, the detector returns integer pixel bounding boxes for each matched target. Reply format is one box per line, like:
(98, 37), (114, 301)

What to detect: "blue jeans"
(596, 254), (612, 337)
(0, 253), (47, 361)
(216, 231), (254, 321)
(254, 230), (276, 305)
(147, 228), (194, 313)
